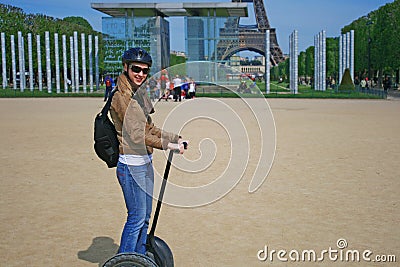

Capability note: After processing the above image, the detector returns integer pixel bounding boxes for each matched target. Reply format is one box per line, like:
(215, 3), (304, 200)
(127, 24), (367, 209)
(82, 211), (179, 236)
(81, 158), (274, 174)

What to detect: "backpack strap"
(100, 87), (118, 116)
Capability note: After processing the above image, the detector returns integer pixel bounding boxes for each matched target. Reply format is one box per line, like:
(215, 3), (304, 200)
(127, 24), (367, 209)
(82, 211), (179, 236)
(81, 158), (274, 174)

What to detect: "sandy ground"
(0, 97), (399, 267)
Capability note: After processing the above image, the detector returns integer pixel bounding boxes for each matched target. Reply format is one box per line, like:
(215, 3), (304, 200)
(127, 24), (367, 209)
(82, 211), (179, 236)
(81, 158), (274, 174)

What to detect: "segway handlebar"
(149, 141), (187, 236)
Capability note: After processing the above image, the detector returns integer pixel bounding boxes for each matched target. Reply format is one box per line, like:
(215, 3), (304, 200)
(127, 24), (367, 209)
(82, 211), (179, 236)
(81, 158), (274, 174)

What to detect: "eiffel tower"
(217, 0), (285, 66)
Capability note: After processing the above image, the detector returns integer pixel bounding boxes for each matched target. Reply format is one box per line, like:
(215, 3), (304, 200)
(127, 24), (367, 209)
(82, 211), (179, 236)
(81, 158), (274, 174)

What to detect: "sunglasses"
(130, 65), (150, 75)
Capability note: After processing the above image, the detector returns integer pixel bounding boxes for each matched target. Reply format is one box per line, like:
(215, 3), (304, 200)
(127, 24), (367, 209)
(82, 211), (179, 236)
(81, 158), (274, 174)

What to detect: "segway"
(103, 146), (185, 267)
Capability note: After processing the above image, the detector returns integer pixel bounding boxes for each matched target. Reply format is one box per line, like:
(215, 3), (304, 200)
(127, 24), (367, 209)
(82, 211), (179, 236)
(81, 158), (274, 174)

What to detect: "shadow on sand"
(78, 236), (119, 266)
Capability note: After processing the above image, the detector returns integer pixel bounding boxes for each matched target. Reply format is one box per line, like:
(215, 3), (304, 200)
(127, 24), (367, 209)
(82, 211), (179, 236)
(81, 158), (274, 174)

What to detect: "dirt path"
(0, 97), (398, 266)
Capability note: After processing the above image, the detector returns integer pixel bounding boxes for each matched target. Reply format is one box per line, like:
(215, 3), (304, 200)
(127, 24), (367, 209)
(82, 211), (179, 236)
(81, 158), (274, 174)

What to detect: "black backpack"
(94, 89), (119, 168)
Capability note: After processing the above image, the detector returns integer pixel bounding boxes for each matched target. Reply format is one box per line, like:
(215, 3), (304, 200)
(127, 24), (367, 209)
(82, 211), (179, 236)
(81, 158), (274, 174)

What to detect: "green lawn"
(196, 81), (385, 99)
(0, 81), (385, 99)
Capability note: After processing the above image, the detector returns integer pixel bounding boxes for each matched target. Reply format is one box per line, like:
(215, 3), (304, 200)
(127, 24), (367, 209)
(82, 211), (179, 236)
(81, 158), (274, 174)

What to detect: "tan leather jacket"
(110, 73), (179, 155)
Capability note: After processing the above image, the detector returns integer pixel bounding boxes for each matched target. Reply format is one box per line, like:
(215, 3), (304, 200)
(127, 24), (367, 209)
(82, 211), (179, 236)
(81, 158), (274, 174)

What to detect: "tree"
(63, 17), (93, 30)
(170, 54), (186, 66)
(342, 0), (400, 83)
(326, 37), (339, 79)
(339, 68), (355, 90)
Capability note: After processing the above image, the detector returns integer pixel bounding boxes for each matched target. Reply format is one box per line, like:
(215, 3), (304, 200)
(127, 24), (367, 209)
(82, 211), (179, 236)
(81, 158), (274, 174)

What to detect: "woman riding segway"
(103, 47), (187, 266)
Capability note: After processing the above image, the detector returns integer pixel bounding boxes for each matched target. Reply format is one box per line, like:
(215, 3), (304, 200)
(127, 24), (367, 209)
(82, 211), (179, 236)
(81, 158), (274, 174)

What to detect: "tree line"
(272, 0), (399, 86)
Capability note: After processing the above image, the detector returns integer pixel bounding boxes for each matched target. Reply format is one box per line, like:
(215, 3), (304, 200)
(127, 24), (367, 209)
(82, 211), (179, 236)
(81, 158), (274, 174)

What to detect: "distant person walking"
(188, 78), (196, 99)
(173, 75), (182, 102)
(360, 78), (367, 91)
(383, 76), (391, 92)
(104, 75), (114, 101)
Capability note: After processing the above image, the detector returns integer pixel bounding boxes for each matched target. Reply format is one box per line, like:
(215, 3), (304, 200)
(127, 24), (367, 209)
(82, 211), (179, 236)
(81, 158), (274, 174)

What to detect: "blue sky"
(1, 0), (394, 56)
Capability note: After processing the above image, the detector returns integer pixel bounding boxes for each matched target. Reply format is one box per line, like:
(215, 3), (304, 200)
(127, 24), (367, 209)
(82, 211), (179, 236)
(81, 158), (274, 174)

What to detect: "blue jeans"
(116, 161), (154, 254)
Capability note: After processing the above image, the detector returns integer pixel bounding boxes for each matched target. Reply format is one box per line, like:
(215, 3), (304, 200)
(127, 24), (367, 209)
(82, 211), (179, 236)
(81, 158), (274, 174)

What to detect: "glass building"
(91, 2), (247, 77)
(185, 17), (239, 63)
(102, 16), (169, 76)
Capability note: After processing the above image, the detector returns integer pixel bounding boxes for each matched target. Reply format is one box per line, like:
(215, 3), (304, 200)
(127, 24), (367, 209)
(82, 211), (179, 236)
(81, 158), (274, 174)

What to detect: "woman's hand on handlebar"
(168, 139), (188, 154)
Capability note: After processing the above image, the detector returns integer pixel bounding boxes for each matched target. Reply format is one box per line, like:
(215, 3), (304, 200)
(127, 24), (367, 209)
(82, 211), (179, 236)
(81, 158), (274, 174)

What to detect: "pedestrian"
(109, 47), (187, 255)
(182, 77), (189, 99)
(173, 75), (182, 102)
(383, 76), (391, 92)
(148, 77), (157, 101)
(104, 75), (114, 101)
(360, 78), (367, 91)
(158, 71), (169, 101)
(188, 78), (196, 99)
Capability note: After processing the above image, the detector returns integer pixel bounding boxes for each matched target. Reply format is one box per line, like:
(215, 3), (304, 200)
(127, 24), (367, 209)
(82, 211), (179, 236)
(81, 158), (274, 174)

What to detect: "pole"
(55, 33), (60, 93)
(339, 35), (342, 84)
(45, 31), (51, 93)
(11, 35), (16, 90)
(62, 35), (68, 92)
(18, 31), (24, 92)
(322, 30), (326, 91)
(28, 33), (34, 91)
(37, 35), (43, 91)
(70, 36), (75, 92)
(74, 31), (79, 92)
(81, 33), (86, 93)
(95, 35), (99, 91)
(350, 30), (355, 82)
(265, 30), (270, 94)
(1, 32), (7, 88)
(88, 35), (93, 93)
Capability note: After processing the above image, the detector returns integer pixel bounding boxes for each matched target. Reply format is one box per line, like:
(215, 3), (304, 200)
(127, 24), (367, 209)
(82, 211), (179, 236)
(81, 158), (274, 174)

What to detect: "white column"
(318, 32), (321, 90)
(28, 33), (34, 91)
(74, 31), (79, 92)
(322, 30), (326, 91)
(265, 30), (270, 94)
(45, 31), (51, 93)
(341, 34), (346, 75)
(346, 32), (351, 71)
(62, 35), (68, 92)
(70, 36), (75, 92)
(37, 35), (43, 91)
(314, 35), (317, 90)
(22, 36), (26, 90)
(314, 34), (319, 90)
(95, 35), (99, 90)
(343, 34), (347, 75)
(18, 31), (24, 92)
(11, 35), (17, 90)
(350, 30), (355, 82)
(1, 32), (7, 88)
(294, 30), (299, 94)
(289, 33), (293, 91)
(88, 35), (93, 93)
(81, 33), (87, 93)
(289, 30), (298, 94)
(54, 33), (60, 93)
(339, 35), (343, 84)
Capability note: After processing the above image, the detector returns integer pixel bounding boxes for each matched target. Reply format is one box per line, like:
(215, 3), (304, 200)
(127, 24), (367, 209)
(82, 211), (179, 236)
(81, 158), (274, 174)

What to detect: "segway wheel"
(102, 252), (158, 267)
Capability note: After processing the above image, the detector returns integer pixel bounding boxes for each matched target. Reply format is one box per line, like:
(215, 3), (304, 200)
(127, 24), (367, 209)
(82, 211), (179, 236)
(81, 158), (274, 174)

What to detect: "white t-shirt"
(173, 77), (182, 87)
(189, 82), (195, 92)
(119, 154), (152, 166)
